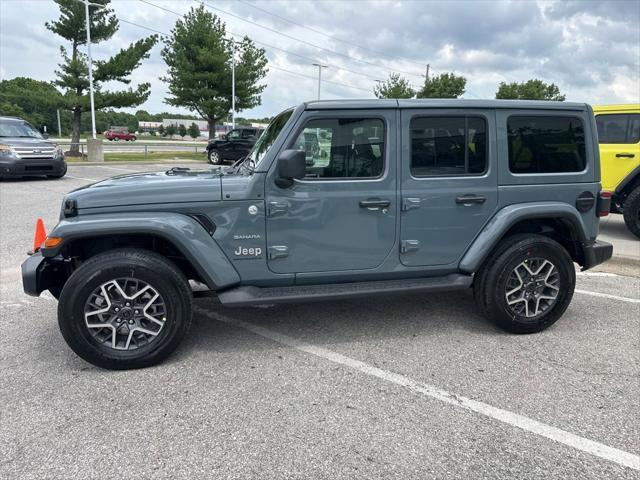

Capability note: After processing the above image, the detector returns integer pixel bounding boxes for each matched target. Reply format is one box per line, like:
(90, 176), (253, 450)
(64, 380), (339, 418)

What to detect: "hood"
(66, 168), (224, 210)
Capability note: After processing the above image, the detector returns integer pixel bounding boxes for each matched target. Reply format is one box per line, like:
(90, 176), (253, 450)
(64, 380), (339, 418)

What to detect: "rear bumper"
(582, 240), (613, 270)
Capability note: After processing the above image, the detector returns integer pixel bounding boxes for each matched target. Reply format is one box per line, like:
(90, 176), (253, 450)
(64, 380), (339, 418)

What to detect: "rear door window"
(596, 114), (640, 144)
(507, 116), (586, 174)
(410, 116), (487, 176)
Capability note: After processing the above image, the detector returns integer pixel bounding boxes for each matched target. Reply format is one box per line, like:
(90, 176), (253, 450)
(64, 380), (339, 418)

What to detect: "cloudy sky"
(1, 0), (638, 118)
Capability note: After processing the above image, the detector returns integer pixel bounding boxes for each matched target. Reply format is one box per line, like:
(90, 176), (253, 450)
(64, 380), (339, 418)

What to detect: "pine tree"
(161, 6), (268, 139)
(46, 0), (157, 154)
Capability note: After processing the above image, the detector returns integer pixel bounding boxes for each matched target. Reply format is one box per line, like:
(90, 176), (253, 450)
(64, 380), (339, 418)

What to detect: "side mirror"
(41, 132), (49, 139)
(275, 149), (306, 188)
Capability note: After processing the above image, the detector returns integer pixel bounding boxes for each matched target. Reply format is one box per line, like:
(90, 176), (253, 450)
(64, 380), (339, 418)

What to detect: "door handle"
(359, 199), (391, 210)
(616, 153), (635, 158)
(456, 195), (486, 205)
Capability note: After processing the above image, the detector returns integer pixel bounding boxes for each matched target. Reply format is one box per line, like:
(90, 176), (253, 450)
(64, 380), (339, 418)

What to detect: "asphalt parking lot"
(1, 163), (639, 479)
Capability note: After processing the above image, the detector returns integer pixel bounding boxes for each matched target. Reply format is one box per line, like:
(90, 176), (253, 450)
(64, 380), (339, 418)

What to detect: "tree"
(178, 123), (187, 139)
(495, 79), (566, 101)
(158, 124), (165, 136)
(188, 122), (200, 139)
(373, 73), (415, 99)
(46, 0), (158, 153)
(0, 77), (65, 134)
(416, 72), (466, 98)
(161, 5), (268, 139)
(165, 124), (176, 138)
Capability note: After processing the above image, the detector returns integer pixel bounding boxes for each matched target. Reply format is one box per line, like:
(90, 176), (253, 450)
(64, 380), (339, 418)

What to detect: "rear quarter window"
(507, 115), (586, 174)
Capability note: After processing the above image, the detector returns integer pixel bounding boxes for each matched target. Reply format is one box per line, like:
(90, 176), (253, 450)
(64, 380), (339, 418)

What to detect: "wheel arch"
(41, 212), (240, 292)
(614, 166), (640, 201)
(459, 203), (589, 274)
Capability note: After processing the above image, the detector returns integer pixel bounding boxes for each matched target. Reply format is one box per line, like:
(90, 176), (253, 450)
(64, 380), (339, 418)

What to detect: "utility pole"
(312, 63), (328, 100)
(84, 0), (97, 139)
(425, 64), (430, 83)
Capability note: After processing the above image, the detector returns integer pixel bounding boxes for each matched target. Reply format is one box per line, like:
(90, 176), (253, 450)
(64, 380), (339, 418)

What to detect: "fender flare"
(615, 165), (640, 196)
(42, 212), (240, 289)
(459, 202), (589, 273)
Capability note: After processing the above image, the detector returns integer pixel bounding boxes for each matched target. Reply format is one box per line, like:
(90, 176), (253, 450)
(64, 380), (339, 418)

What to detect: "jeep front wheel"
(474, 234), (575, 334)
(208, 149), (222, 165)
(622, 186), (640, 239)
(58, 248), (192, 370)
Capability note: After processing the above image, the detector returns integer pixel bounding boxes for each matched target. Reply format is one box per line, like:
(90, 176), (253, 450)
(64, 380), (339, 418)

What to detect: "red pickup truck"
(104, 129), (136, 141)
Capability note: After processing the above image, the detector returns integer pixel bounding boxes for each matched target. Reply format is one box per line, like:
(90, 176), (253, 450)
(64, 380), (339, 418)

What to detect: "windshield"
(242, 108), (294, 172)
(0, 119), (43, 139)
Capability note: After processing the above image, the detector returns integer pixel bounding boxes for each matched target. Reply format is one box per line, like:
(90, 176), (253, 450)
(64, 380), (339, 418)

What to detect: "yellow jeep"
(594, 104), (640, 238)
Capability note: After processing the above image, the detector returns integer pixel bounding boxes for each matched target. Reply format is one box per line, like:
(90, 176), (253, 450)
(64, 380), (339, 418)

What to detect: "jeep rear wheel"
(474, 234), (575, 334)
(208, 149), (222, 165)
(622, 186), (640, 239)
(58, 248), (192, 370)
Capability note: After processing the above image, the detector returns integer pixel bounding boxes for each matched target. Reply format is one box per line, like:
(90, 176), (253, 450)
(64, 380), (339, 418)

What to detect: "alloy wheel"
(504, 258), (560, 318)
(84, 278), (167, 351)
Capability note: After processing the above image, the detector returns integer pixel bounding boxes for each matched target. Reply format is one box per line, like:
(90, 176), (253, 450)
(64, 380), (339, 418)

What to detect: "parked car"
(22, 99), (612, 369)
(0, 116), (67, 179)
(594, 104), (640, 238)
(104, 128), (136, 141)
(206, 126), (264, 164)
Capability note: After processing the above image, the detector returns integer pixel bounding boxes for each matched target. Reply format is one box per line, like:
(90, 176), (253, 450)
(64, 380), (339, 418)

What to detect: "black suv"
(206, 126), (264, 165)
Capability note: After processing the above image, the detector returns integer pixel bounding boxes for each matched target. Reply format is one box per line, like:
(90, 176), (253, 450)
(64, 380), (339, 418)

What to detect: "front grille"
(13, 146), (56, 159)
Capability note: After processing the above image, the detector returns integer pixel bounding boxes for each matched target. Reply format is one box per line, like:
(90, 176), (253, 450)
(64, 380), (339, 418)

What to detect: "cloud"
(1, 0), (638, 119)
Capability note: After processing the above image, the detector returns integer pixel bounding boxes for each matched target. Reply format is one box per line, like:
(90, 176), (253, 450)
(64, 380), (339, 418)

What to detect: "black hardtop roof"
(304, 99), (589, 111)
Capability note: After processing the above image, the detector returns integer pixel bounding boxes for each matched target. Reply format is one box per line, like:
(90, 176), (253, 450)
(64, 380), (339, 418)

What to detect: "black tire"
(622, 186), (640, 239)
(208, 148), (223, 165)
(47, 163), (67, 179)
(474, 234), (575, 334)
(58, 248), (192, 370)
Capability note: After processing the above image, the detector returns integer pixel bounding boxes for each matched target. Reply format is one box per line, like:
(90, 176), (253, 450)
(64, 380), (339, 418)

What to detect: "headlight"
(54, 145), (64, 158)
(0, 144), (19, 158)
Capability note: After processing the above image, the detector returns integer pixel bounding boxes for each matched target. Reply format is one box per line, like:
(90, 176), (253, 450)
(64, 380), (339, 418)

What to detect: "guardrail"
(57, 142), (206, 159)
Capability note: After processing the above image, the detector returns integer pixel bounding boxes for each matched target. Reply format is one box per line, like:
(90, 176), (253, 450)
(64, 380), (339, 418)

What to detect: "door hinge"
(402, 198), (421, 211)
(400, 240), (420, 254)
(268, 201), (288, 217)
(268, 245), (289, 260)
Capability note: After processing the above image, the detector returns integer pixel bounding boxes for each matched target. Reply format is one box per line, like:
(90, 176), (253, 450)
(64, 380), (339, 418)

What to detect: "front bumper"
(21, 251), (69, 297)
(582, 240), (613, 270)
(21, 251), (46, 296)
(0, 157), (66, 177)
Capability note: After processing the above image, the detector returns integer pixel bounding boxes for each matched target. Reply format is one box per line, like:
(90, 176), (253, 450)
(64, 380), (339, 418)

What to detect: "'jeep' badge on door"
(233, 246), (262, 258)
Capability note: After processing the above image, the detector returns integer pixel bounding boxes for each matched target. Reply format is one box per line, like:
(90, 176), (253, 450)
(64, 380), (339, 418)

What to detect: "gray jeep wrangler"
(22, 100), (613, 370)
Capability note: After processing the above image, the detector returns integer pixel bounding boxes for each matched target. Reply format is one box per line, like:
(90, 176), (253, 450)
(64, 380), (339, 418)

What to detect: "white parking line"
(575, 289), (640, 304)
(197, 308), (640, 471)
(89, 165), (139, 172)
(65, 174), (100, 182)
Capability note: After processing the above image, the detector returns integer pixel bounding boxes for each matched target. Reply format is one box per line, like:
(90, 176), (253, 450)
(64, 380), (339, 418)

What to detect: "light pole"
(312, 63), (328, 100)
(225, 38), (240, 130)
(231, 41), (236, 129)
(84, 0), (97, 139)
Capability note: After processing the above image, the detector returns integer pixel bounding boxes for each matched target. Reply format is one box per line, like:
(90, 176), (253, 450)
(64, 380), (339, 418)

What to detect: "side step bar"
(217, 274), (472, 307)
